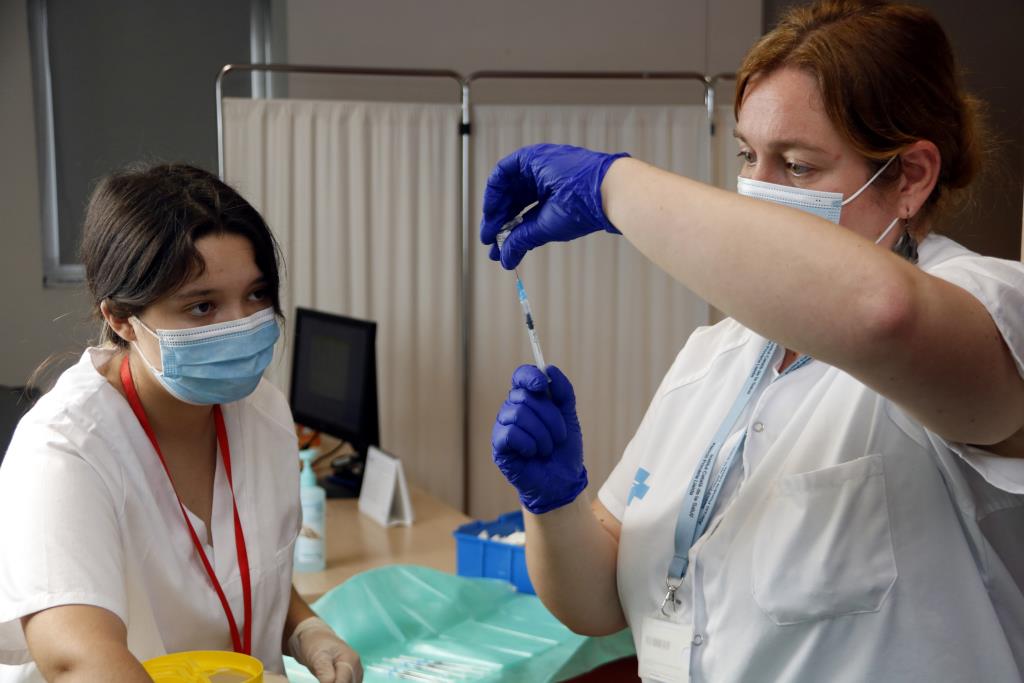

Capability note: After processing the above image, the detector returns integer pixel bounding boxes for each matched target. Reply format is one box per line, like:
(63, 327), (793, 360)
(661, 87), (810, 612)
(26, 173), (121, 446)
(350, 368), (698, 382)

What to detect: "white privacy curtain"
(468, 105), (715, 519)
(222, 98), (464, 507)
(222, 96), (743, 517)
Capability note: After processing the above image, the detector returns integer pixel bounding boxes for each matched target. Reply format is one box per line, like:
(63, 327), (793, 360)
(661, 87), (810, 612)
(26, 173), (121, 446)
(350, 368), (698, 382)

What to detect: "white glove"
(288, 616), (363, 683)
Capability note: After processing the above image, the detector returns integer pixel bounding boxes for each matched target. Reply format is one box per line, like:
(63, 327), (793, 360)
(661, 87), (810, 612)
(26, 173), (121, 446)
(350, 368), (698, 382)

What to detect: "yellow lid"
(143, 650), (263, 683)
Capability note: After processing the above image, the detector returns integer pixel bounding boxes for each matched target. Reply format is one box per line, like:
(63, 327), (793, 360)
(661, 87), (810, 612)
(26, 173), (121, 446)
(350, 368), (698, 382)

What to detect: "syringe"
(496, 214), (548, 377)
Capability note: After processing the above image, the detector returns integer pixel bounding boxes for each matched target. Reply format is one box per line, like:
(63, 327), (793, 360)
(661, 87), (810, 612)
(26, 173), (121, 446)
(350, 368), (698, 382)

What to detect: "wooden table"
(292, 485), (471, 602)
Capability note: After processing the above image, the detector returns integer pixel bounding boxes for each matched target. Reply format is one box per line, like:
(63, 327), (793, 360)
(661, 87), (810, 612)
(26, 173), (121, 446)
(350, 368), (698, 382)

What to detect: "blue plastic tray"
(453, 511), (535, 594)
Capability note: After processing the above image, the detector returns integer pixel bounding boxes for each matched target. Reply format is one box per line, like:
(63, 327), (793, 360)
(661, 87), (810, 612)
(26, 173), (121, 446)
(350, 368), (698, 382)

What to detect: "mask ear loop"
(874, 216), (901, 245)
(128, 316), (164, 375)
(842, 155), (899, 206)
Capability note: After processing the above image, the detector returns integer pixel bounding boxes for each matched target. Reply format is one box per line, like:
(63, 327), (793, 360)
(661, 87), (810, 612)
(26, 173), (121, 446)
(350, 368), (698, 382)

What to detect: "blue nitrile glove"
(491, 364), (588, 514)
(480, 143), (630, 269)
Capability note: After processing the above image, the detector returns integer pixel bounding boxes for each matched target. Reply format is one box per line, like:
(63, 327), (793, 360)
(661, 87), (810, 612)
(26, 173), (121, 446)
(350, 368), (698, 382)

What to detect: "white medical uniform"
(0, 347), (300, 682)
(599, 234), (1024, 682)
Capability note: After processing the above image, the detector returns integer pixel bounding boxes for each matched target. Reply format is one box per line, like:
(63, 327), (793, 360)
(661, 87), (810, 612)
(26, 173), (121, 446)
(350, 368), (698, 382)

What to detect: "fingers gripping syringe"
(496, 214), (549, 377)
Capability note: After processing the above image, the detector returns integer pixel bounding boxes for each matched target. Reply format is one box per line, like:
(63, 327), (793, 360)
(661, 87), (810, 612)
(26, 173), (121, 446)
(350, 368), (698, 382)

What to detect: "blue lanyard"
(665, 341), (810, 595)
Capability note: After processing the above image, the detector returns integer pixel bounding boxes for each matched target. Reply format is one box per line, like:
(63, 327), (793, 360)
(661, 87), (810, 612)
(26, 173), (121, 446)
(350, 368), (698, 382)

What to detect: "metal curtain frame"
(215, 64), (466, 176)
(467, 69), (717, 130)
(215, 64), (736, 512)
(461, 69), (732, 510)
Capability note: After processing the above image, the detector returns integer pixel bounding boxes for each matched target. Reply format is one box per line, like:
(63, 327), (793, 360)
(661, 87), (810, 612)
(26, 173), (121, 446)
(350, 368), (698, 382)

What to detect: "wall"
(286, 0), (759, 74)
(762, 0), (1024, 261)
(281, 0), (760, 103)
(0, 0), (92, 388)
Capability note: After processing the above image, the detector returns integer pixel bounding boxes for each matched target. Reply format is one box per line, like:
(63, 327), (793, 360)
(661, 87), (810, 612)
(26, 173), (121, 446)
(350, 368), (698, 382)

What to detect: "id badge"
(637, 615), (693, 683)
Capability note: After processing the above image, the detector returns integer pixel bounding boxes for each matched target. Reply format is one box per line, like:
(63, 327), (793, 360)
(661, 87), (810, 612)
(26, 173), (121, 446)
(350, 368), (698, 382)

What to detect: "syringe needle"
(515, 276), (548, 374)
(496, 214), (549, 377)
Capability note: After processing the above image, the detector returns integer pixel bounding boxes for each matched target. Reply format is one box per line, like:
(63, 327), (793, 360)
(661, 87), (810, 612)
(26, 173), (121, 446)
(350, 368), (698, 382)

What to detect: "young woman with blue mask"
(0, 165), (361, 683)
(483, 1), (1024, 681)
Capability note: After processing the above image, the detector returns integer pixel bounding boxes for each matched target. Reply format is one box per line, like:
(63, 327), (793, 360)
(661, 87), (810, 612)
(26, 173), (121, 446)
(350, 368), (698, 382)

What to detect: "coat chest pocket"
(751, 454), (898, 625)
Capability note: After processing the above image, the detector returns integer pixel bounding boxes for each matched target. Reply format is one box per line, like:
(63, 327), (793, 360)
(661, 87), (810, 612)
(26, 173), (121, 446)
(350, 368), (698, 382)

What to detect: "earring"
(892, 208), (919, 264)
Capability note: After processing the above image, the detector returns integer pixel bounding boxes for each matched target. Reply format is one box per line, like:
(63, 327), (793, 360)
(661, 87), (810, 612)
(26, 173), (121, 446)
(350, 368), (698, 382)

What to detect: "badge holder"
(637, 580), (693, 683)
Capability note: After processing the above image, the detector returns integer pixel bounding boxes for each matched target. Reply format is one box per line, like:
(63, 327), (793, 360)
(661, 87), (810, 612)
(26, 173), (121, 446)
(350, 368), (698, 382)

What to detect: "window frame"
(27, 0), (273, 287)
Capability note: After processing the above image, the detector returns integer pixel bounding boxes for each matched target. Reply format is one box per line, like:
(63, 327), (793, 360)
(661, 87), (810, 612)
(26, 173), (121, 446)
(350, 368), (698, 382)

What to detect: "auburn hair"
(735, 0), (988, 225)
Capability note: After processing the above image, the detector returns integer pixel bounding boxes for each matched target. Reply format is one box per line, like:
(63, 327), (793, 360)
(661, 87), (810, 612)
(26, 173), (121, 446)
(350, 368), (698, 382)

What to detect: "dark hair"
(80, 163), (284, 347)
(735, 0), (989, 228)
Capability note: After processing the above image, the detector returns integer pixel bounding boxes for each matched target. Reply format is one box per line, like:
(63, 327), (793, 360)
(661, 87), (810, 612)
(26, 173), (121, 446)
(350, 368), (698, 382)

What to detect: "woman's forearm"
(22, 606), (151, 683)
(523, 495), (626, 636)
(282, 584), (318, 654)
(50, 651), (151, 683)
(602, 158), (1024, 444)
(602, 157), (916, 367)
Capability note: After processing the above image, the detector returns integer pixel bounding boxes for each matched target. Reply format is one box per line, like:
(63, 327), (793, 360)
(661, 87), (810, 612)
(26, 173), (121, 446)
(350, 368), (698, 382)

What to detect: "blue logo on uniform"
(627, 467), (651, 505)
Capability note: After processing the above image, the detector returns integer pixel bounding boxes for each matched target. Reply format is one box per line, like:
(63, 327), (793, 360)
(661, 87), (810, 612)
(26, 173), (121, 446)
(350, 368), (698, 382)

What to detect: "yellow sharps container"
(143, 650), (263, 683)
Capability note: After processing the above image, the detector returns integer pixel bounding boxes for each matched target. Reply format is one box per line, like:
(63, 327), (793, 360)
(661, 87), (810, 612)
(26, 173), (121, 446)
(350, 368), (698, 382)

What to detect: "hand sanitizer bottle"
(294, 448), (326, 572)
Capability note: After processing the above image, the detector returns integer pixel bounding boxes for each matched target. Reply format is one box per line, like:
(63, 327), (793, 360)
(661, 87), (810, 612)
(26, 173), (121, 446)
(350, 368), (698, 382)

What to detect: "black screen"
(290, 309), (375, 442)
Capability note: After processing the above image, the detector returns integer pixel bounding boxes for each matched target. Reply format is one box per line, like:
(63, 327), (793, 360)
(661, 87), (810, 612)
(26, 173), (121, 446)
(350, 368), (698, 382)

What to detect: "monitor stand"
(320, 452), (365, 498)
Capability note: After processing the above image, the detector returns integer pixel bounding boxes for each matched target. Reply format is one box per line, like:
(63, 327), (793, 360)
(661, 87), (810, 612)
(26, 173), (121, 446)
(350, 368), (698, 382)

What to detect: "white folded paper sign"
(358, 446), (414, 527)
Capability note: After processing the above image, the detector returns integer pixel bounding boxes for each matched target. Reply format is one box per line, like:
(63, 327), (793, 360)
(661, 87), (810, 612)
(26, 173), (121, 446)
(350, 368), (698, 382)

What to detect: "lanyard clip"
(660, 582), (680, 617)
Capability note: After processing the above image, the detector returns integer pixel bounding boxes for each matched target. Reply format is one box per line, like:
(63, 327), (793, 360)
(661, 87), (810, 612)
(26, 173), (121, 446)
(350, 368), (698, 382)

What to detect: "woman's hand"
(491, 369), (624, 634)
(288, 616), (363, 683)
(480, 144), (629, 269)
(491, 365), (587, 514)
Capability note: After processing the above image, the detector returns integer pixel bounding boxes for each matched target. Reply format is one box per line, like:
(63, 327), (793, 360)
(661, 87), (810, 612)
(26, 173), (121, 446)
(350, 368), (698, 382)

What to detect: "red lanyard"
(120, 355), (253, 655)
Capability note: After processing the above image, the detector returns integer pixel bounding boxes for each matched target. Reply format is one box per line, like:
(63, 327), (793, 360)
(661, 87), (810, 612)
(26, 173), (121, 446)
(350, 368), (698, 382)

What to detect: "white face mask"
(736, 156), (899, 244)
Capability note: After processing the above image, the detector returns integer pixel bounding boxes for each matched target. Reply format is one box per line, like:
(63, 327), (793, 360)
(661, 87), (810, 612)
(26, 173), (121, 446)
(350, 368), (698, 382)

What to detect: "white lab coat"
(599, 234), (1024, 682)
(0, 347), (300, 682)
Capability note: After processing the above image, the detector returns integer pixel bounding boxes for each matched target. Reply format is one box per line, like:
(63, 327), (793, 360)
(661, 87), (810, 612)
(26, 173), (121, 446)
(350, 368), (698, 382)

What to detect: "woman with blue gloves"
(484, 2), (1024, 681)
(0, 165), (361, 683)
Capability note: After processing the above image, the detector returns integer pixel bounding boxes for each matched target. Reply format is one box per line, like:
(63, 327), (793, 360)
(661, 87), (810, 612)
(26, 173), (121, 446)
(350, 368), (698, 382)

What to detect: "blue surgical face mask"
(736, 156), (900, 244)
(130, 307), (280, 405)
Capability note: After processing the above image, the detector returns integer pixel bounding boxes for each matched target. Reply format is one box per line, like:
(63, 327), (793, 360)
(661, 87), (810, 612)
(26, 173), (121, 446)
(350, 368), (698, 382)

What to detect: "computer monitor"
(290, 307), (379, 497)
